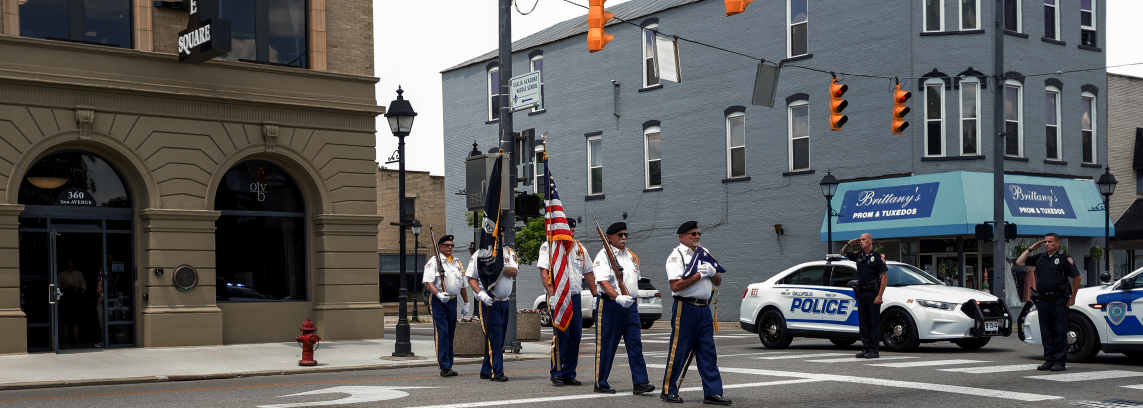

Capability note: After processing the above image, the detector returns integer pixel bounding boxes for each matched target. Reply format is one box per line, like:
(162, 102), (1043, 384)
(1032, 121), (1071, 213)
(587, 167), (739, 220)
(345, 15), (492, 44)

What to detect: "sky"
(373, 0), (1143, 177)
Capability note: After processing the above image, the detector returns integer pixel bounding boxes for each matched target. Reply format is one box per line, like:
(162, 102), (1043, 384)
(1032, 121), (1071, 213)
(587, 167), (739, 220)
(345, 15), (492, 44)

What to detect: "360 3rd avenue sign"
(178, 0), (232, 64)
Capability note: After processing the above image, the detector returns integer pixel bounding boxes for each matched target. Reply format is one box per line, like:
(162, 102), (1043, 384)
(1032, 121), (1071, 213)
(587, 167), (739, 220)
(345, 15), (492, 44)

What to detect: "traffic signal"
(892, 83), (911, 134)
(725, 0), (754, 16)
(829, 78), (848, 131)
(587, 0), (613, 53)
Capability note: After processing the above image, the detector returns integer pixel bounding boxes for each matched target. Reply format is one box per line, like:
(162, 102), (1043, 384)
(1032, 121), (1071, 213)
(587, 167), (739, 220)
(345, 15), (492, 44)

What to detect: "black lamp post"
(1096, 166), (1117, 278)
(411, 219), (422, 322)
(386, 86), (417, 357)
(820, 171), (840, 254)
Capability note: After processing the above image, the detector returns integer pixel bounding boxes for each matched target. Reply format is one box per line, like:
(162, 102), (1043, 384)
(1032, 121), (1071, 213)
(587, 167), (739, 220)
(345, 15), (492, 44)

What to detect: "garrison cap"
(437, 235), (454, 245)
(567, 218), (577, 228)
(677, 221), (699, 234)
(606, 222), (627, 235)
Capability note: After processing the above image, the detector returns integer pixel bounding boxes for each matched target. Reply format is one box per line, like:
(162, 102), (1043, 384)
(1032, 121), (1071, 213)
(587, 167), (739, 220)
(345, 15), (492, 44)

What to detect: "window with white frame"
(530, 56), (544, 111)
(961, 79), (980, 155)
(1045, 86), (1062, 160)
(925, 80), (945, 156)
(587, 136), (603, 195)
(1005, 81), (1023, 157)
(1082, 92), (1097, 164)
(642, 24), (660, 88)
(1081, 0), (1097, 46)
(924, 0), (943, 32)
(1044, 0), (1059, 40)
(488, 67), (500, 121)
(788, 0), (808, 57)
(961, 0), (979, 30)
(533, 143), (546, 194)
(726, 112), (746, 178)
(644, 127), (662, 188)
(788, 101), (810, 171)
(1004, 0), (1021, 32)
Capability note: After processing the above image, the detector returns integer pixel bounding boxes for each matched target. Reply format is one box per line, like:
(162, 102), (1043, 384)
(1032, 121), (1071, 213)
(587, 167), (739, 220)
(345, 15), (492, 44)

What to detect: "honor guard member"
(1017, 233), (1081, 371)
(466, 234), (519, 382)
(423, 235), (469, 377)
(661, 221), (729, 405)
(592, 222), (655, 396)
(840, 233), (888, 359)
(538, 218), (597, 386)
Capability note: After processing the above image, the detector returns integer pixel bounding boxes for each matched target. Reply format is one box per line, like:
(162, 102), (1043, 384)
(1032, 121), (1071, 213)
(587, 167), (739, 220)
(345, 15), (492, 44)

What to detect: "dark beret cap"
(677, 221), (698, 234)
(606, 222), (627, 235)
(438, 235), (455, 245)
(567, 218), (576, 228)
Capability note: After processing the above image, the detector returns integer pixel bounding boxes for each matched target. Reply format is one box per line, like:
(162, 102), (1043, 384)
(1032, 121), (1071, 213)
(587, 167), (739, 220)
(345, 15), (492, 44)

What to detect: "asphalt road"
(3, 322), (1143, 407)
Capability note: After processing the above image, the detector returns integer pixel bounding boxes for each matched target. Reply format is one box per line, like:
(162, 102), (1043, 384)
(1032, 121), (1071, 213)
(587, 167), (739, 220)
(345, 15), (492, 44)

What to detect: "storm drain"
(1071, 400), (1143, 408)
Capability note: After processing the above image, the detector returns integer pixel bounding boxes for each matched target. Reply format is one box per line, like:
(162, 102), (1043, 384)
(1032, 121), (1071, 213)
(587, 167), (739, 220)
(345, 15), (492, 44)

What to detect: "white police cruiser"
(740, 256), (1011, 351)
(1020, 268), (1143, 362)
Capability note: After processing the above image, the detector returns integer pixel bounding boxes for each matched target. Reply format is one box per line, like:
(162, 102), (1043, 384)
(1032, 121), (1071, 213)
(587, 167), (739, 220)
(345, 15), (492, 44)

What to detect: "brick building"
(1108, 73), (1143, 277)
(376, 168), (445, 309)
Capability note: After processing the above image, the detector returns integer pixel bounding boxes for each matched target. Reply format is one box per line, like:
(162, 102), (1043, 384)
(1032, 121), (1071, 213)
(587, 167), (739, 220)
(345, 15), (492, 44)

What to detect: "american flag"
(543, 155), (575, 332)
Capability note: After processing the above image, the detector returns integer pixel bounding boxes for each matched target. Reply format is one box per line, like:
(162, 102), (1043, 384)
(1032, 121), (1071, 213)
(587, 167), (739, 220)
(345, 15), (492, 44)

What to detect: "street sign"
(509, 71), (542, 112)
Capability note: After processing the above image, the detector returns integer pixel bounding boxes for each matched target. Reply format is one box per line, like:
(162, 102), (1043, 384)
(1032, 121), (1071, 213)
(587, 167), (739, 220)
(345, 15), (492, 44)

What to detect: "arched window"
(214, 160), (306, 302)
(19, 151), (131, 208)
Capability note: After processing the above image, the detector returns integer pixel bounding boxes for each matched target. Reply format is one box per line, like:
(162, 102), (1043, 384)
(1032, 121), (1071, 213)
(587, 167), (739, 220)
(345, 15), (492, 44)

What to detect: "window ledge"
(1081, 163), (1103, 168)
(485, 120), (499, 125)
(1078, 44), (1102, 52)
(782, 170), (815, 177)
(1003, 30), (1029, 38)
(920, 29), (985, 36)
(643, 187), (663, 193)
(528, 109), (547, 116)
(722, 177), (751, 183)
(780, 54), (813, 63)
(921, 155), (986, 161)
(1044, 159), (1068, 165)
(638, 84), (664, 93)
(585, 194), (606, 201)
(1041, 37), (1066, 45)
(1004, 156), (1030, 162)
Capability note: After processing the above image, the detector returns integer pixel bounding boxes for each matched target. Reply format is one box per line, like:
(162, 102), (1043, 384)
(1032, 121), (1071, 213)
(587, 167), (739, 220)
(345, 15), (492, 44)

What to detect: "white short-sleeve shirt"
(665, 244), (713, 300)
(422, 254), (466, 295)
(465, 247), (518, 299)
(536, 240), (593, 293)
(593, 247), (640, 298)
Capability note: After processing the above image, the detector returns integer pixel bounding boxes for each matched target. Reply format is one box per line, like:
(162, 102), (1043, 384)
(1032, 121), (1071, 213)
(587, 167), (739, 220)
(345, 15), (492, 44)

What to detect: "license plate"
(640, 297), (652, 303)
(985, 321), (999, 332)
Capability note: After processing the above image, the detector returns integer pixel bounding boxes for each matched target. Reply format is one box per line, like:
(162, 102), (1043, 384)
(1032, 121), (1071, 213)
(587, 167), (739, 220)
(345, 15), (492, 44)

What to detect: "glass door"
(103, 232), (135, 347)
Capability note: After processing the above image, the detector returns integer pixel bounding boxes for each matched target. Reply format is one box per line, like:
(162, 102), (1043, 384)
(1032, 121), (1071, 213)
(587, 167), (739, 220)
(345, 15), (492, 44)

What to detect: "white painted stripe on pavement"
(755, 353), (849, 360)
(938, 364), (1041, 374)
(1026, 370), (1143, 382)
(866, 359), (988, 368)
(679, 378), (824, 392)
(718, 352), (790, 358)
(1121, 384), (1143, 390)
(807, 356), (916, 363)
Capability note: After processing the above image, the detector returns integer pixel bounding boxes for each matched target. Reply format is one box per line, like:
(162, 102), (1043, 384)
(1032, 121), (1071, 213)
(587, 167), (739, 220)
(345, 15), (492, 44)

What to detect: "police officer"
(537, 218), (597, 386)
(661, 221), (730, 405)
(592, 222), (655, 396)
(1017, 232), (1081, 371)
(466, 233), (519, 382)
(840, 233), (888, 359)
(423, 235), (469, 377)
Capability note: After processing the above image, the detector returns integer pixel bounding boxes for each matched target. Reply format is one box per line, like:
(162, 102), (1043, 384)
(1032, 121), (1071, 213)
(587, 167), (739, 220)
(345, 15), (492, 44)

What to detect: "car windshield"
(886, 264), (942, 286)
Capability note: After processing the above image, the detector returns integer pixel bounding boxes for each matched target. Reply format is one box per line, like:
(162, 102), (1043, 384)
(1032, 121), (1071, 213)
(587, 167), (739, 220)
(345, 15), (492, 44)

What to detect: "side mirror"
(1124, 278), (1136, 290)
(1100, 272), (1112, 284)
(847, 280), (859, 288)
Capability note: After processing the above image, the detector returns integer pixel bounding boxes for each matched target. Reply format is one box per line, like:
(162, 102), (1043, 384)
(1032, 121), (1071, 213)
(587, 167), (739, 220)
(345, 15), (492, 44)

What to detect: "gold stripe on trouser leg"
(431, 299), (440, 369)
(551, 327), (560, 375)
(594, 296), (602, 387)
(661, 299), (684, 393)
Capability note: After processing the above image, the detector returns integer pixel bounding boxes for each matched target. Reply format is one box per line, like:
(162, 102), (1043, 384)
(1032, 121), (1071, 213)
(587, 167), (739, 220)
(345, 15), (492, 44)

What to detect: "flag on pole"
(681, 246), (727, 279)
(543, 154), (575, 331)
(476, 154), (505, 291)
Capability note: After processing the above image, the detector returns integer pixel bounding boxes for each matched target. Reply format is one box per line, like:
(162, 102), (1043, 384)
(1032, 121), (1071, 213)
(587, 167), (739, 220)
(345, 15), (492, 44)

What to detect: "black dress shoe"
(855, 351), (867, 358)
(1050, 364), (1067, 372)
(440, 368), (458, 377)
(633, 383), (655, 395)
(479, 373), (492, 380)
(703, 394), (732, 405)
(550, 376), (564, 386)
(864, 352), (880, 359)
(562, 378), (582, 386)
(491, 375), (509, 382)
(1037, 361), (1054, 371)
(594, 385), (616, 394)
(660, 393), (683, 403)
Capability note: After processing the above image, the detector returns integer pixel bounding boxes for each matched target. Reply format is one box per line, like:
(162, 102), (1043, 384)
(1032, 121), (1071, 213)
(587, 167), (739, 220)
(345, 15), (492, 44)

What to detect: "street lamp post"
(820, 171), (840, 254)
(1096, 167), (1118, 278)
(386, 87), (417, 357)
(411, 219), (422, 322)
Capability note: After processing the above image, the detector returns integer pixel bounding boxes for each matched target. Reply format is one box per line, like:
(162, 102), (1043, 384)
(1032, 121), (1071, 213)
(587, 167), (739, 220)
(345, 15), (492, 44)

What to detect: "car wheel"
(829, 339), (856, 347)
(880, 309), (921, 352)
(952, 337), (991, 350)
(538, 304), (552, 327)
(1066, 313), (1100, 363)
(641, 320), (655, 330)
(583, 319), (594, 328)
(758, 310), (793, 349)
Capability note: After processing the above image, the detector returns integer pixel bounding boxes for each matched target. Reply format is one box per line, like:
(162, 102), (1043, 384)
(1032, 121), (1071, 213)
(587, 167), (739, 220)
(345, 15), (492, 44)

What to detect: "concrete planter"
(454, 321), (486, 357)
(517, 313), (541, 341)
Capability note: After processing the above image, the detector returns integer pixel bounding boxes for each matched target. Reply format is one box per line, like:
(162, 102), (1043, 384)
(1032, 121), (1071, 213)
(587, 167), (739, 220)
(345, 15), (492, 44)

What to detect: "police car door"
(775, 265), (830, 331)
(821, 265), (860, 333)
(1103, 270), (1143, 346)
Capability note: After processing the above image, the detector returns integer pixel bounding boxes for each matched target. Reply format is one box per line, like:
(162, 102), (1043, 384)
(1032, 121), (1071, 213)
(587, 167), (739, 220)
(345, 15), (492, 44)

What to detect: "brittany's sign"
(836, 182), (941, 224)
(178, 0), (232, 64)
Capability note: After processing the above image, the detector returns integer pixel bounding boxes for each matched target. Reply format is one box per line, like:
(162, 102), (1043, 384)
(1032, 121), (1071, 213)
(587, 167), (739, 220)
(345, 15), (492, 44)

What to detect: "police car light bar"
(825, 254), (843, 261)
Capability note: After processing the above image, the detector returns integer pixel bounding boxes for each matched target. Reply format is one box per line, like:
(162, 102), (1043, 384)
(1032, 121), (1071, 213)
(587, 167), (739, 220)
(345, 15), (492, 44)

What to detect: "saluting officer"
(592, 222), (655, 396)
(840, 233), (888, 359)
(1017, 232), (1081, 371)
(466, 233), (519, 382)
(538, 218), (597, 386)
(423, 235), (469, 377)
(661, 221), (730, 405)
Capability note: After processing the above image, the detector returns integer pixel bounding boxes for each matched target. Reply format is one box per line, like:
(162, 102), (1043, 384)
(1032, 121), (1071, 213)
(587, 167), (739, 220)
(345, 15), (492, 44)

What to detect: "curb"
(0, 353), (547, 392)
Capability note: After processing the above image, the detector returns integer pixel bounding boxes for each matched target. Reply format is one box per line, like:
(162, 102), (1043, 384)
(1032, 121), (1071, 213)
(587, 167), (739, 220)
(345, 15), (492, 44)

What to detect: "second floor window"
(961, 0), (978, 30)
(961, 80), (980, 155)
(1004, 0), (1021, 32)
(925, 81), (945, 156)
(643, 24), (660, 88)
(488, 67), (501, 121)
(1081, 0), (1097, 46)
(531, 56), (544, 111)
(1044, 0), (1059, 40)
(20, 0), (132, 48)
(219, 0), (309, 68)
(1082, 93), (1096, 164)
(788, 101), (810, 172)
(587, 136), (603, 195)
(533, 144), (545, 194)
(1046, 87), (1061, 160)
(1005, 81), (1023, 157)
(924, 0), (943, 32)
(727, 112), (746, 178)
(644, 127), (662, 188)
(788, 0), (808, 57)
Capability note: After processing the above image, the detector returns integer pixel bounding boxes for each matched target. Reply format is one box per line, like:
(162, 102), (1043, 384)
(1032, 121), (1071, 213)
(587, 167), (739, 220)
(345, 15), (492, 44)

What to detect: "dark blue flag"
(476, 154), (505, 290)
(682, 246), (727, 279)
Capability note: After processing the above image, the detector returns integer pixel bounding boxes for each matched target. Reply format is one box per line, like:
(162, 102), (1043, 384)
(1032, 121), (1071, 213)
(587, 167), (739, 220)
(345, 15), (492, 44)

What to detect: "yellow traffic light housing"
(892, 83), (912, 134)
(588, 0), (614, 53)
(725, 0), (754, 16)
(829, 78), (849, 131)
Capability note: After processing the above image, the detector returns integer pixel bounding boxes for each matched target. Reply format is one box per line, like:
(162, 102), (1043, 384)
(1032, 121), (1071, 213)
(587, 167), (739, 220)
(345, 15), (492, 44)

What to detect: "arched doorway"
(17, 151), (134, 353)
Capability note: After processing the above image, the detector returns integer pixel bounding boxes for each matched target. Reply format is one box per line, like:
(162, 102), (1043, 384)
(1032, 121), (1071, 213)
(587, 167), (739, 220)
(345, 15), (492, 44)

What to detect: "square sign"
(509, 71), (542, 112)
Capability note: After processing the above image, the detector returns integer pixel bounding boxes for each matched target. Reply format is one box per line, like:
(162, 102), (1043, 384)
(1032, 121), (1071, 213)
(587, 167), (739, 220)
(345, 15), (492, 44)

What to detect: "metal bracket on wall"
(612, 80), (620, 117)
(75, 106), (95, 139)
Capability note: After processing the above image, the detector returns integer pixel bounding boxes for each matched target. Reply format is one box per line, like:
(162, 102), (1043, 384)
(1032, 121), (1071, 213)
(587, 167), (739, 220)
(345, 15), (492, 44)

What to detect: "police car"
(740, 256), (1011, 351)
(1020, 268), (1143, 362)
(534, 278), (663, 329)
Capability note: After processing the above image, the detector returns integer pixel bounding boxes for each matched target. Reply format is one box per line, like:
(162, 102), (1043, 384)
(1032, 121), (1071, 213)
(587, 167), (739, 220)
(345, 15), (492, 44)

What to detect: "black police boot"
(703, 394), (733, 405)
(563, 377), (582, 386)
(594, 385), (616, 394)
(660, 393), (684, 403)
(1037, 361), (1054, 371)
(855, 351), (868, 358)
(491, 374), (509, 382)
(633, 383), (655, 395)
(440, 368), (458, 377)
(479, 373), (492, 380)
(550, 376), (564, 386)
(864, 352), (880, 359)
(1050, 363), (1067, 372)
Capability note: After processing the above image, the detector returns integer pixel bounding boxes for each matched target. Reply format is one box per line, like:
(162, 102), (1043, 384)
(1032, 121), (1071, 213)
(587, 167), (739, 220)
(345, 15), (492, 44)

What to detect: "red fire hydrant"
(295, 318), (321, 366)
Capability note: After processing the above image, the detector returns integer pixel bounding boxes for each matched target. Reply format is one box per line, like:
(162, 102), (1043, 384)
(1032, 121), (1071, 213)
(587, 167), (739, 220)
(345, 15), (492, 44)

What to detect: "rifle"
(592, 214), (629, 296)
(428, 226), (449, 296)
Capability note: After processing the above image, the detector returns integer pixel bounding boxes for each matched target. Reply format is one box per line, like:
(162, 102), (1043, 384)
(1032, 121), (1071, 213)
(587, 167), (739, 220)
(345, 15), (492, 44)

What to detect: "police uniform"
(845, 249), (887, 357)
(592, 222), (653, 395)
(466, 246), (518, 381)
(422, 235), (467, 377)
(661, 221), (728, 405)
(537, 236), (593, 385)
(1028, 250), (1081, 369)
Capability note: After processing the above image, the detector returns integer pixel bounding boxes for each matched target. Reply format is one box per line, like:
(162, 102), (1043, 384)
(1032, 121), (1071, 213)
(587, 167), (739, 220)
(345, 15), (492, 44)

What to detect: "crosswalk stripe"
(1121, 384), (1143, 390)
(938, 364), (1041, 374)
(867, 359), (988, 368)
(755, 353), (849, 360)
(807, 356), (916, 363)
(718, 352), (788, 358)
(1026, 370), (1143, 382)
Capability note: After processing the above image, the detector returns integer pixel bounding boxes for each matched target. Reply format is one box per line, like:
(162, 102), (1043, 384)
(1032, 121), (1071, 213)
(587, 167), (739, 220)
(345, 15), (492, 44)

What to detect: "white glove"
(461, 303), (471, 316)
(436, 292), (451, 302)
(593, 295), (600, 312)
(548, 295), (559, 309)
(698, 263), (717, 278)
(477, 291), (494, 306)
(615, 295), (635, 308)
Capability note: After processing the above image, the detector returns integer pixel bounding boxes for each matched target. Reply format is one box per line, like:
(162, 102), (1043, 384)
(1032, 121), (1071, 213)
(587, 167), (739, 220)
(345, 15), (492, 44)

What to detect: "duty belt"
(852, 283), (879, 293)
(673, 296), (711, 306)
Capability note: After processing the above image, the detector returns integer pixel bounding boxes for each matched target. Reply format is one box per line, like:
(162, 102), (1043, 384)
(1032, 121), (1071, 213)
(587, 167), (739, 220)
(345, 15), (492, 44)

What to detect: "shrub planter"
(454, 320), (486, 357)
(517, 311), (541, 341)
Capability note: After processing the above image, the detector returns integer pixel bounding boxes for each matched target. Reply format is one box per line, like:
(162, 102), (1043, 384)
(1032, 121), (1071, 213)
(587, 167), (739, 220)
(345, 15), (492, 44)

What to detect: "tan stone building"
(0, 0), (384, 354)
(376, 168), (445, 310)
(1109, 73), (1143, 277)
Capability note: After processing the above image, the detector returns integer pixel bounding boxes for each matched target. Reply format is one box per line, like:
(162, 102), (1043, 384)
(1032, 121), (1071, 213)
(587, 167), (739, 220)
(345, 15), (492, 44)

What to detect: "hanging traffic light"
(829, 77), (848, 131)
(725, 0), (754, 16)
(587, 0), (613, 53)
(892, 83), (912, 134)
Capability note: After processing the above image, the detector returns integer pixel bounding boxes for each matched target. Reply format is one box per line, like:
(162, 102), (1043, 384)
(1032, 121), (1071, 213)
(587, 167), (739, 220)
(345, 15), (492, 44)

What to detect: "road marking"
(938, 364), (1041, 374)
(866, 359), (988, 368)
(755, 353), (849, 360)
(1026, 370), (1143, 382)
(258, 386), (435, 408)
(620, 340), (669, 344)
(807, 356), (916, 363)
(718, 352), (789, 358)
(713, 335), (755, 338)
(1121, 384), (1143, 390)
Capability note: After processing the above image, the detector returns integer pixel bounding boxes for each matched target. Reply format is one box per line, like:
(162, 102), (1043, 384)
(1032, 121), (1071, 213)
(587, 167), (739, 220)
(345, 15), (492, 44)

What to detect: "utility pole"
(992, 0), (1007, 305)
(498, 0), (521, 353)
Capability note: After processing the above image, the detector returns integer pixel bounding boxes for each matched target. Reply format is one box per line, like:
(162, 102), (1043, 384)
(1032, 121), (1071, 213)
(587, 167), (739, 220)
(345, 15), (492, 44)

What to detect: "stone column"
(139, 209), (223, 347)
(0, 204), (25, 355)
(312, 213), (385, 340)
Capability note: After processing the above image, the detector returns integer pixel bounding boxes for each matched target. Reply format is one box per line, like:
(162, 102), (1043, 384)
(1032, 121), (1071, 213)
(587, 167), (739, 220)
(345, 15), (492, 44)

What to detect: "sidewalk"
(0, 339), (549, 391)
